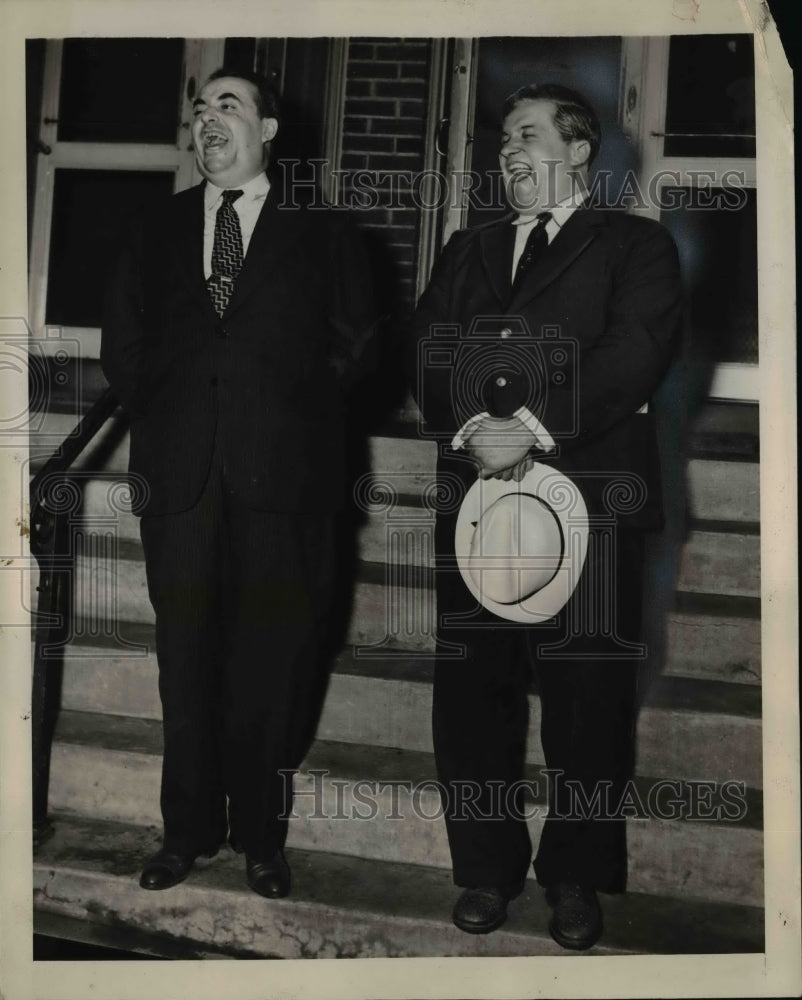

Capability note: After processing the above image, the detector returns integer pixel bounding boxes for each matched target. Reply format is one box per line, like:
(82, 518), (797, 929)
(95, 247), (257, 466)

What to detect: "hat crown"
(468, 493), (563, 605)
(454, 463), (590, 623)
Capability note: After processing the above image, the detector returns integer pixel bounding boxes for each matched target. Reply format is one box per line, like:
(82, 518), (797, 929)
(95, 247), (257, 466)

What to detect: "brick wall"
(340, 39), (432, 316)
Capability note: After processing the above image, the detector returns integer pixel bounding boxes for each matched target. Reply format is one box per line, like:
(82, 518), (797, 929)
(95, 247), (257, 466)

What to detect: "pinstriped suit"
(102, 175), (377, 861)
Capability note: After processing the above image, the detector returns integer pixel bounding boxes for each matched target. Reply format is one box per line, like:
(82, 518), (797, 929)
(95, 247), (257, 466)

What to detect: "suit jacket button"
(216, 324), (228, 339)
(500, 327), (512, 339)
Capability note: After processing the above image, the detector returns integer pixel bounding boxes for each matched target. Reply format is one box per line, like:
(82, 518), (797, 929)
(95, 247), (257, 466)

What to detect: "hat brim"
(455, 463), (589, 623)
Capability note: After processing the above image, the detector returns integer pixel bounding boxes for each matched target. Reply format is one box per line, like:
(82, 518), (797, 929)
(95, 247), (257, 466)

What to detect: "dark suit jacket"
(410, 207), (683, 529)
(102, 176), (377, 516)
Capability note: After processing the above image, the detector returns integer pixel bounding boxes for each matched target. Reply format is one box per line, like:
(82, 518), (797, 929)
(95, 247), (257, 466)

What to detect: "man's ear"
(569, 139), (591, 169)
(261, 117), (279, 143)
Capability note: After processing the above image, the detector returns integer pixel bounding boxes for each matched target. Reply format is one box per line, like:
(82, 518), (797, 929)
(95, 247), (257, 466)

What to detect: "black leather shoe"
(246, 852), (291, 898)
(545, 882), (603, 950)
(452, 879), (526, 935)
(139, 846), (218, 891)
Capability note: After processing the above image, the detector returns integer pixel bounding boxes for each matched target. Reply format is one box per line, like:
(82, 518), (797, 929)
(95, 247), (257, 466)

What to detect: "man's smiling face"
(192, 76), (278, 188)
(499, 98), (589, 214)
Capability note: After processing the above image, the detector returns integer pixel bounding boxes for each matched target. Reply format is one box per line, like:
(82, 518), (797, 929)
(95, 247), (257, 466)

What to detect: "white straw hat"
(455, 463), (589, 623)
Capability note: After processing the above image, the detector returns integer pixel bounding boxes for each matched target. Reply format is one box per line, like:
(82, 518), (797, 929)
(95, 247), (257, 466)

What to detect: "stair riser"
(662, 613), (760, 684)
(66, 517), (759, 648)
(316, 675), (763, 788)
(37, 419), (759, 524)
(57, 595), (761, 705)
(47, 744), (762, 908)
(54, 657), (762, 787)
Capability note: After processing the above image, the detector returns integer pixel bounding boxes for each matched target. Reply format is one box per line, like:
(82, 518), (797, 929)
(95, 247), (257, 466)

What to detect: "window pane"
(58, 38), (184, 143)
(46, 169), (175, 328)
(660, 187), (758, 364)
(664, 35), (755, 158)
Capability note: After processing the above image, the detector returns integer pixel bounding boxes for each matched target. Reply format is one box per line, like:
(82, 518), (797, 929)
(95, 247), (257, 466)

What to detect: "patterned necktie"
(512, 211), (552, 289)
(207, 189), (244, 316)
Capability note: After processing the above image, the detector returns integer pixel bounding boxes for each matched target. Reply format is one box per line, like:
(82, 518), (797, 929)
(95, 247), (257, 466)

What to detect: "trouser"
(139, 435), (335, 863)
(432, 507), (645, 892)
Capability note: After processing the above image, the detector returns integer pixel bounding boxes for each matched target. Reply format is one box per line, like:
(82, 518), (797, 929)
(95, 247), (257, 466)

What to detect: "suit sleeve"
(406, 229), (471, 434)
(490, 219), (683, 449)
(326, 210), (381, 392)
(100, 217), (148, 417)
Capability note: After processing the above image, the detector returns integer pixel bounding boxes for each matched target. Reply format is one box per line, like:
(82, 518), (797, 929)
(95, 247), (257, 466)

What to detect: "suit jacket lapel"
(478, 215), (516, 306)
(508, 207), (608, 311)
(225, 182), (309, 317)
(172, 184), (219, 322)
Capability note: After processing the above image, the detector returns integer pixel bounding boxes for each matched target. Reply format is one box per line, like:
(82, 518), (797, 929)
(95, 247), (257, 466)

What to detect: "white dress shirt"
(203, 172), (271, 279)
(510, 197), (582, 277)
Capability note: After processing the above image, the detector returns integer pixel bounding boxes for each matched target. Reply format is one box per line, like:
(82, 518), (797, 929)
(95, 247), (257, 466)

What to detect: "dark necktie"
(512, 211), (552, 289)
(207, 189), (244, 316)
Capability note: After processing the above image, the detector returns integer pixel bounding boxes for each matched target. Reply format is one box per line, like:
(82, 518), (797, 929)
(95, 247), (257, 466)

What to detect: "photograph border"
(1, 1), (798, 998)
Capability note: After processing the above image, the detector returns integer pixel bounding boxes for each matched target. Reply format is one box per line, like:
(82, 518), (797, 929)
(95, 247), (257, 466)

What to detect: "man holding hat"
(410, 83), (682, 949)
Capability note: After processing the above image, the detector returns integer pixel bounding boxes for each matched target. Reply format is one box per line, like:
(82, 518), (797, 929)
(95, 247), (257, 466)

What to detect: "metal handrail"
(30, 387), (120, 508)
(30, 385), (121, 846)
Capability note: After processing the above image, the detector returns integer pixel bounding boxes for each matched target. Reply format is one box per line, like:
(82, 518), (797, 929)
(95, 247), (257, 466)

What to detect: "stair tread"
(33, 813), (764, 957)
(59, 628), (762, 718)
(50, 712), (763, 831)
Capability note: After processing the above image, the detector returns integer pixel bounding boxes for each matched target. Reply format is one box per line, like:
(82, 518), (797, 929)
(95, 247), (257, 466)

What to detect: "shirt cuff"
(512, 406), (556, 452)
(451, 411), (489, 451)
(451, 408), (556, 453)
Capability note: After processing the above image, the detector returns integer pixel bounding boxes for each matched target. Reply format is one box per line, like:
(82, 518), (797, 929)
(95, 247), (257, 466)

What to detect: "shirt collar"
(204, 171), (270, 210)
(512, 188), (588, 229)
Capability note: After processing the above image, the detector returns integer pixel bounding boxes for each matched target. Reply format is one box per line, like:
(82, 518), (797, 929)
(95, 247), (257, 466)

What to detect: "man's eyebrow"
(192, 91), (243, 109)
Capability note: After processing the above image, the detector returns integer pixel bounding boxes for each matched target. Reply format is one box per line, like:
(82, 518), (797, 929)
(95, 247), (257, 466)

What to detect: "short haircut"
(206, 67), (281, 125)
(502, 83), (601, 166)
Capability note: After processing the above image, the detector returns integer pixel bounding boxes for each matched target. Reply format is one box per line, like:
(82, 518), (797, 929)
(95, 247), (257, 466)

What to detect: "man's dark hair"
(206, 66), (281, 125)
(502, 83), (601, 167)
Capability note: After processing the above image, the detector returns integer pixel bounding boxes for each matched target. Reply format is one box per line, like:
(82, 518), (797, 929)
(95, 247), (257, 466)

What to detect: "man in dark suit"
(101, 68), (376, 898)
(410, 84), (682, 949)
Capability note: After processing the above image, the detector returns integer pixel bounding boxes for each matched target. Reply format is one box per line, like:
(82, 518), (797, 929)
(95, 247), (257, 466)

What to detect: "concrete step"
(358, 522), (761, 597)
(33, 814), (764, 958)
(57, 583), (761, 695)
(685, 459), (759, 524)
(47, 715), (763, 909)
(663, 610), (760, 685)
(61, 519), (759, 646)
(55, 636), (762, 787)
